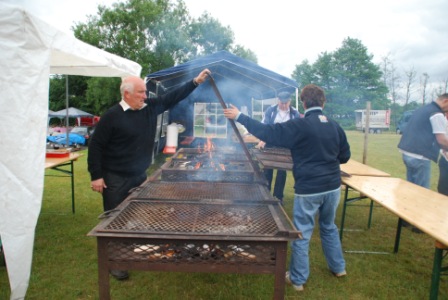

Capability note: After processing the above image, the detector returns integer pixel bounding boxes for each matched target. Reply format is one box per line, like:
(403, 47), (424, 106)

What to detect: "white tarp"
(0, 3), (142, 299)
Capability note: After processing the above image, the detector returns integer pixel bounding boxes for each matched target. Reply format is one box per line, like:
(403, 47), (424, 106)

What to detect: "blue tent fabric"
(146, 51), (298, 101)
(146, 51), (298, 138)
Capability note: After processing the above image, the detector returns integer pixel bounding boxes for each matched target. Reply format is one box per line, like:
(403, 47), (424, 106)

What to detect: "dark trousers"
(438, 157), (448, 196)
(264, 168), (287, 200)
(102, 171), (147, 211)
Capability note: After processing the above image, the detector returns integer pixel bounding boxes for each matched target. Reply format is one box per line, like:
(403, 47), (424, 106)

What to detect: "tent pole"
(65, 75), (69, 147)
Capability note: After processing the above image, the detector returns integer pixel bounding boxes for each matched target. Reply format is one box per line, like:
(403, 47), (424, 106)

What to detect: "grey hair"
(120, 79), (135, 97)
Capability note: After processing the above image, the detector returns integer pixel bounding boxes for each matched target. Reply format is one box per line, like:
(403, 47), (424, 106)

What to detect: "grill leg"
(273, 243), (287, 300)
(97, 238), (111, 300)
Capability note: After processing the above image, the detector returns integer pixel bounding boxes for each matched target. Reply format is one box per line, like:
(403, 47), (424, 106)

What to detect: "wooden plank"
(341, 159), (390, 177)
(341, 175), (448, 246)
(45, 153), (82, 169)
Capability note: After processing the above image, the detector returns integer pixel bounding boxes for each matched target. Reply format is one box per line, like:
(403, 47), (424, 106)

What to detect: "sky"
(5, 0), (448, 87)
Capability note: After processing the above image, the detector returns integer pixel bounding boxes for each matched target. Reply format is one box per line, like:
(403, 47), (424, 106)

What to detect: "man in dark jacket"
(398, 93), (448, 189)
(258, 91), (301, 205)
(397, 93), (448, 232)
(224, 84), (350, 292)
(88, 69), (210, 280)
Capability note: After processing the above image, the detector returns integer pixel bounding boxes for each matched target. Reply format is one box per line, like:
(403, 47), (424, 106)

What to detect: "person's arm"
(151, 69), (211, 112)
(435, 133), (448, 151)
(430, 113), (448, 151)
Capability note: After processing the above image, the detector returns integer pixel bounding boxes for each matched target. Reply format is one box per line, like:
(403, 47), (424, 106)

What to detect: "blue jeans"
(402, 153), (431, 189)
(289, 188), (345, 285)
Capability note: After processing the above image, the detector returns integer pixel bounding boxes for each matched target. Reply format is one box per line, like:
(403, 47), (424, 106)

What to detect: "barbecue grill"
(88, 79), (299, 299)
(89, 198), (299, 299)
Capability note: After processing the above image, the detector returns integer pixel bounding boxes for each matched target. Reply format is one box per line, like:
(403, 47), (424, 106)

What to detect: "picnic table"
(45, 152), (82, 213)
(341, 175), (448, 299)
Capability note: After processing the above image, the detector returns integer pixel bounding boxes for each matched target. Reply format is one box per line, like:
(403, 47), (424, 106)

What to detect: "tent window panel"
(193, 103), (227, 138)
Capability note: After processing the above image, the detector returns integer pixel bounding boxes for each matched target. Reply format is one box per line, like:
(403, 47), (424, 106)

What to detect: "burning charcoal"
(224, 251), (234, 258)
(237, 251), (249, 258)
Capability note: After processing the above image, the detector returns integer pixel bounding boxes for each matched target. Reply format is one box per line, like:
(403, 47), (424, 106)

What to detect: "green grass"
(0, 131), (446, 299)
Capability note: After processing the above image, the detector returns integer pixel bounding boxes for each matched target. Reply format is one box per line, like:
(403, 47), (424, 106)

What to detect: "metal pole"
(65, 75), (70, 147)
(208, 75), (265, 181)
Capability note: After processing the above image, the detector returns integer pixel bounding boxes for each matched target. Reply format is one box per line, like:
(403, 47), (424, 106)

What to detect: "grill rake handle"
(208, 75), (264, 179)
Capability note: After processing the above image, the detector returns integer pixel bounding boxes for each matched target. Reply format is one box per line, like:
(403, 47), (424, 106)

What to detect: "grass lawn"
(0, 130), (446, 299)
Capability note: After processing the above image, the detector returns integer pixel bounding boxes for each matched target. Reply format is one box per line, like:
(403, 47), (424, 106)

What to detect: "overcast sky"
(6, 0), (448, 87)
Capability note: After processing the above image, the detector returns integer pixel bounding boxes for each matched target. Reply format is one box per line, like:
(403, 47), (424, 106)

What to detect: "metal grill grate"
(101, 201), (279, 236)
(132, 181), (274, 201)
(172, 148), (248, 161)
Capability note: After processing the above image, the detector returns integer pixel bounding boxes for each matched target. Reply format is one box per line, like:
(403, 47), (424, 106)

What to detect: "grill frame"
(128, 181), (276, 202)
(160, 159), (256, 182)
(88, 146), (300, 299)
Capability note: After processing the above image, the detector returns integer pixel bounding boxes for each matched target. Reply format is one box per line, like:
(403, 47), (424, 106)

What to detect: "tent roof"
(4, 4), (142, 77)
(146, 51), (298, 101)
(49, 107), (94, 118)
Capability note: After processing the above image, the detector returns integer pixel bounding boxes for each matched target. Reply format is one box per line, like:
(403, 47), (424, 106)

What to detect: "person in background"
(87, 68), (210, 280)
(257, 91), (301, 205)
(437, 112), (448, 196)
(397, 93), (448, 232)
(223, 84), (350, 292)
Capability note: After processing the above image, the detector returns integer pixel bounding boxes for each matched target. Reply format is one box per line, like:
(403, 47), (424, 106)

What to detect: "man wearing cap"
(257, 91), (301, 205)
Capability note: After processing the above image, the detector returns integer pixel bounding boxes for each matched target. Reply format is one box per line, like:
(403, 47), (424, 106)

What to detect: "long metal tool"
(208, 75), (265, 183)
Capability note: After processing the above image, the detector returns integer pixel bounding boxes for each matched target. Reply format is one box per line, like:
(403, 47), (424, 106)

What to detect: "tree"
(49, 0), (255, 115)
(291, 37), (389, 121)
(420, 72), (430, 105)
(403, 66), (417, 109)
(291, 59), (316, 88)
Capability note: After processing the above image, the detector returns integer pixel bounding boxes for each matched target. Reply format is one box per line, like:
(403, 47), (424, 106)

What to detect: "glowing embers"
(161, 146), (255, 182)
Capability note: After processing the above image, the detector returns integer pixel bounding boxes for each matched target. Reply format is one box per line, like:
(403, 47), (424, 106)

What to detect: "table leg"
(430, 241), (447, 300)
(393, 218), (403, 253)
(339, 185), (349, 241)
(70, 160), (75, 214)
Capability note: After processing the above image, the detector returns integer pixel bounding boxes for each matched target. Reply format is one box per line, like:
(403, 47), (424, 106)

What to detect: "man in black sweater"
(87, 69), (210, 279)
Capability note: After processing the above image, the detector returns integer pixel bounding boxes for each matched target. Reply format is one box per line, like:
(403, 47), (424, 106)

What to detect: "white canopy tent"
(0, 3), (142, 299)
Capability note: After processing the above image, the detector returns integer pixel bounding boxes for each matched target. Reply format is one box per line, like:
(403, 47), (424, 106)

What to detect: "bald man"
(87, 69), (210, 280)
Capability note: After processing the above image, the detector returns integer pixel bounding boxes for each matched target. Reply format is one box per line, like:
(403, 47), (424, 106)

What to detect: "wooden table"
(340, 159), (390, 177)
(45, 152), (82, 213)
(339, 160), (391, 239)
(341, 175), (448, 299)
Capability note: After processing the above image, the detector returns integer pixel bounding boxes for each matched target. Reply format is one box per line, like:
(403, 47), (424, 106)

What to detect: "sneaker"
(285, 271), (304, 291)
(333, 270), (347, 278)
(110, 270), (129, 280)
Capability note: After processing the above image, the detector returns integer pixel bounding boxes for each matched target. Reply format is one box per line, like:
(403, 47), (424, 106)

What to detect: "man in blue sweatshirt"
(224, 84), (350, 292)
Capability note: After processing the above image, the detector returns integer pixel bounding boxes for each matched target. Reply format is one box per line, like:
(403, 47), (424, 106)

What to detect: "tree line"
(49, 0), (447, 130)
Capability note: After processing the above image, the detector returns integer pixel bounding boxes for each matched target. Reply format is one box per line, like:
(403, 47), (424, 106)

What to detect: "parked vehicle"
(47, 126), (95, 146)
(396, 110), (415, 134)
(355, 109), (391, 134)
